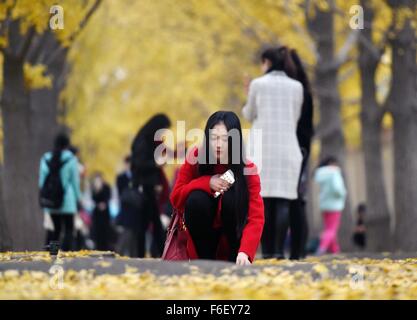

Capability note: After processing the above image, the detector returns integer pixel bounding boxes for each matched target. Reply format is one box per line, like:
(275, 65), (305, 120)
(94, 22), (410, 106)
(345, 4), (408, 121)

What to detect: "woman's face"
(93, 176), (103, 190)
(209, 122), (228, 163)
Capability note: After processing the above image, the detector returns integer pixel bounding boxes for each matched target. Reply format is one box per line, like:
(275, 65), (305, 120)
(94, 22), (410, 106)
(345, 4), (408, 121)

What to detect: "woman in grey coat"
(242, 46), (303, 259)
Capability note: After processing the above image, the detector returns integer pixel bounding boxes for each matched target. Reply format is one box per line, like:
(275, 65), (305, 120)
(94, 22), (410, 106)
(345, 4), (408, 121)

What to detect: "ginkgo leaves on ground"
(1, 251), (416, 299)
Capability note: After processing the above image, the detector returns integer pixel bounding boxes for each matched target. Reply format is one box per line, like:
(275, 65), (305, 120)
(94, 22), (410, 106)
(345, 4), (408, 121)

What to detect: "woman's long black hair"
(131, 113), (171, 187)
(288, 49), (314, 156)
(133, 113), (171, 146)
(131, 113), (171, 159)
(198, 111), (249, 240)
(50, 133), (70, 169)
(261, 46), (296, 77)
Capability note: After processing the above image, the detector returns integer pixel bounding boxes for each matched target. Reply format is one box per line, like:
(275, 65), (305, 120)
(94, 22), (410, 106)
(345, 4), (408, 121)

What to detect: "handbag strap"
(167, 208), (187, 232)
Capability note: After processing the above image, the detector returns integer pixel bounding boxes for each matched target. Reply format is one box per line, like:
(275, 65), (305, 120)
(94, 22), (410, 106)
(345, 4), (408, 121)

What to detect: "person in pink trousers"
(314, 156), (347, 255)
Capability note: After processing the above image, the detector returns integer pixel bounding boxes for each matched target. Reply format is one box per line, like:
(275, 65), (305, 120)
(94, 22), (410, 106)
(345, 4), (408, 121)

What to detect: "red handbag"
(161, 209), (190, 260)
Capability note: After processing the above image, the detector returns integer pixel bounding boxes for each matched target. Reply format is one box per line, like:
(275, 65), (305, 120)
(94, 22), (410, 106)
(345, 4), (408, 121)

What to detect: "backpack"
(39, 156), (71, 210)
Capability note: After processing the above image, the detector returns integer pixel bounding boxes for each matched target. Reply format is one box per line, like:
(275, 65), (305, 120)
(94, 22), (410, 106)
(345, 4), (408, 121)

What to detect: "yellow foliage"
(0, 0), (404, 180)
(23, 63), (52, 89)
(63, 0), (316, 181)
(0, 0), (103, 92)
(64, 0), (397, 181)
(1, 252), (417, 299)
(0, 0), (99, 42)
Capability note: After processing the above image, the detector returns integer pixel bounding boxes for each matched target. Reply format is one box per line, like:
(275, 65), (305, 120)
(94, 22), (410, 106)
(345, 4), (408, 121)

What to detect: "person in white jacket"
(242, 46), (304, 259)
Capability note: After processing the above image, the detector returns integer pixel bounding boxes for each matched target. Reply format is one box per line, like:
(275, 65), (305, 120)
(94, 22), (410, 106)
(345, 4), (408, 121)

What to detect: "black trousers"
(262, 198), (308, 259)
(47, 213), (74, 251)
(92, 209), (111, 251)
(184, 190), (239, 262)
(290, 152), (310, 259)
(136, 185), (165, 258)
(261, 198), (290, 259)
(289, 199), (308, 259)
(353, 232), (366, 249)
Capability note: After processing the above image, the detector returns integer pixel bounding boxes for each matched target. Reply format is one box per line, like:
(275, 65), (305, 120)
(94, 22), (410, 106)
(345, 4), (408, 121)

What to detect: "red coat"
(170, 148), (264, 262)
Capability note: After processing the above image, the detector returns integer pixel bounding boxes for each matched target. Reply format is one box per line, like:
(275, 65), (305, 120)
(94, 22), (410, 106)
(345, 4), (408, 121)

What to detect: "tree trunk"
(29, 31), (69, 163)
(1, 53), (43, 250)
(390, 13), (417, 250)
(31, 88), (60, 161)
(358, 0), (392, 251)
(306, 2), (353, 251)
(360, 115), (392, 251)
(0, 166), (12, 251)
(0, 3), (101, 251)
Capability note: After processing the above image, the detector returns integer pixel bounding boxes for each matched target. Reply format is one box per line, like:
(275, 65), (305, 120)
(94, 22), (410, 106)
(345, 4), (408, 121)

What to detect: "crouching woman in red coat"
(170, 111), (264, 265)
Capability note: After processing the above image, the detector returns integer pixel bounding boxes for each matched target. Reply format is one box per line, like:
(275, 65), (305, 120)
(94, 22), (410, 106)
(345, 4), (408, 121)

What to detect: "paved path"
(1, 251), (416, 278)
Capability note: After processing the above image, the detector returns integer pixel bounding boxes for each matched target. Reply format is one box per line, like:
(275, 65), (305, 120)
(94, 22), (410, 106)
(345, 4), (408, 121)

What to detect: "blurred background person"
(314, 156), (347, 255)
(91, 172), (112, 251)
(115, 155), (136, 256)
(69, 145), (91, 250)
(131, 113), (171, 257)
(150, 168), (170, 257)
(116, 155), (132, 197)
(242, 46), (303, 259)
(39, 133), (81, 251)
(69, 146), (87, 179)
(352, 203), (367, 251)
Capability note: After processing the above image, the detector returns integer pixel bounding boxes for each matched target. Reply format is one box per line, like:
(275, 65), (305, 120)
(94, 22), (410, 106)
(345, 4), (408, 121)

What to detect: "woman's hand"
(236, 252), (251, 266)
(210, 174), (231, 193)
